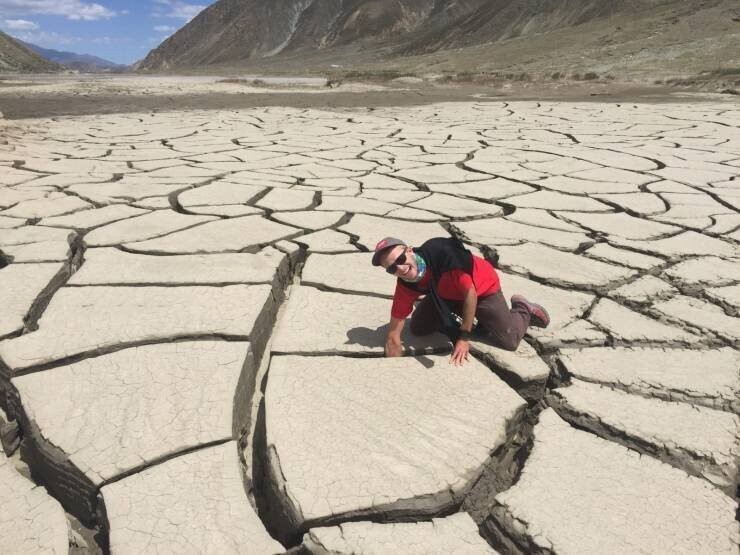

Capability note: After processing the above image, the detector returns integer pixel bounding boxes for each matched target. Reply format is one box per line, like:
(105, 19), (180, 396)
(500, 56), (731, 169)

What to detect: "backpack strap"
(399, 277), (461, 342)
(426, 279), (462, 342)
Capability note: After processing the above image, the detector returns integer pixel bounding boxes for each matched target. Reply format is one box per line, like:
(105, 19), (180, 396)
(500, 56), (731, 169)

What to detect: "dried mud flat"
(0, 85), (738, 554)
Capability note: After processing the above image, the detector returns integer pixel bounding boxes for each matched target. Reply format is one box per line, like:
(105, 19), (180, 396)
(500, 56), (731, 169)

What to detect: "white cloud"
(153, 24), (175, 32)
(0, 1), (117, 21)
(11, 29), (127, 49)
(10, 29), (80, 46)
(152, 0), (204, 21)
(3, 17), (37, 29)
(169, 4), (203, 20)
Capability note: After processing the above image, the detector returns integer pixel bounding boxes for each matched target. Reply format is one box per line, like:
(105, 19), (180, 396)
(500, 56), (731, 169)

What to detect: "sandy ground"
(0, 74), (735, 119)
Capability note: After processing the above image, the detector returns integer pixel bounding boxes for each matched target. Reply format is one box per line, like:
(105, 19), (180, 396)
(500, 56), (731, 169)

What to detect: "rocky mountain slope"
(138, 0), (738, 76)
(0, 31), (59, 73)
(22, 43), (126, 73)
(140, 0), (476, 69)
(397, 0), (683, 54)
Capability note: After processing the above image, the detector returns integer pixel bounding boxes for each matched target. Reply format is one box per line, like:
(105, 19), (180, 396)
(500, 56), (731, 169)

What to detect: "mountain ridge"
(0, 30), (60, 73)
(138, 0), (738, 76)
(22, 42), (127, 73)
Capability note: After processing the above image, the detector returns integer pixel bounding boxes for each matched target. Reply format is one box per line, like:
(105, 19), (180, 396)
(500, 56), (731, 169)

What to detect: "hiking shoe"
(511, 294), (550, 328)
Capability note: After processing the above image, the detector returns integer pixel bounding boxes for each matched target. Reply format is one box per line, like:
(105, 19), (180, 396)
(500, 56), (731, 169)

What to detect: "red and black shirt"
(390, 238), (500, 319)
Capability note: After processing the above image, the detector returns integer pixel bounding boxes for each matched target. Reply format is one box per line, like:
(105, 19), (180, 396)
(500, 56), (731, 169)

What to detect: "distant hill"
(0, 30), (60, 73)
(23, 42), (127, 73)
(137, 0), (739, 81)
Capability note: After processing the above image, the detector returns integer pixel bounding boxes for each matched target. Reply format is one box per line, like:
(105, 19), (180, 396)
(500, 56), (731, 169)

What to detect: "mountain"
(397, 0), (678, 54)
(0, 30), (60, 73)
(22, 43), (127, 73)
(139, 0), (736, 73)
(139, 0), (489, 69)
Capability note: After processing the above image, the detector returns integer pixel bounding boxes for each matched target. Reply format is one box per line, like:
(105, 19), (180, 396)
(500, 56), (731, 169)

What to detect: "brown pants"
(410, 290), (530, 351)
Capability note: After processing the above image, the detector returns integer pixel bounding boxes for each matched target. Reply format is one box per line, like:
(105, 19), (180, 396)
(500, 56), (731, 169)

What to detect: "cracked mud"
(0, 100), (738, 554)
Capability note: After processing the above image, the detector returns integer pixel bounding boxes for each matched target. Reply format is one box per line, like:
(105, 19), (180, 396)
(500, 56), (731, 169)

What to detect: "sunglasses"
(385, 250), (408, 275)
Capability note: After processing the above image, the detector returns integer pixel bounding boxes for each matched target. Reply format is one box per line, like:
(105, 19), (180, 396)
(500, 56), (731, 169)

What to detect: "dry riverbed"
(0, 75), (738, 553)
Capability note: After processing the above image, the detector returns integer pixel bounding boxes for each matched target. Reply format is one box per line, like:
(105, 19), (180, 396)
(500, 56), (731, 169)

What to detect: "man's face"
(380, 245), (418, 281)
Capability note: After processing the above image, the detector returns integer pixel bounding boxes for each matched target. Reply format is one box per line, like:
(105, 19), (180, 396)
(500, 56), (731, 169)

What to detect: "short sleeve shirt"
(390, 254), (500, 319)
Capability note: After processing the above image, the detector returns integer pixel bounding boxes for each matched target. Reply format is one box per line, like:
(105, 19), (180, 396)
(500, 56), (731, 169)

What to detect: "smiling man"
(372, 236), (550, 366)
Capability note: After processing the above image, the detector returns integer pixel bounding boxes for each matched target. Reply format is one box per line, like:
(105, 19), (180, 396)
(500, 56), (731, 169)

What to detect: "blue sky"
(0, 0), (216, 64)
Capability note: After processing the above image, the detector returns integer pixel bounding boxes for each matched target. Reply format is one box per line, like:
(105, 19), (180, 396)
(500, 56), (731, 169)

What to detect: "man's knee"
(472, 323), (520, 351)
(494, 331), (520, 351)
(499, 337), (520, 351)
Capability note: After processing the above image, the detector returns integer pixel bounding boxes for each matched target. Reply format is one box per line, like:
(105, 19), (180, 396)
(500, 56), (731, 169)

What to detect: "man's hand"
(449, 286), (476, 366)
(450, 338), (470, 366)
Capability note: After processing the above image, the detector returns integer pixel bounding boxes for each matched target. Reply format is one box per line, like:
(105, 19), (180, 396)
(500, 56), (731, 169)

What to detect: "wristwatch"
(458, 329), (472, 341)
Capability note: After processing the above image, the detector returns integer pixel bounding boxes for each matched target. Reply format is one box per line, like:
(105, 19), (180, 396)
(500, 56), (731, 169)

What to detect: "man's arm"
(450, 286), (477, 366)
(385, 316), (405, 357)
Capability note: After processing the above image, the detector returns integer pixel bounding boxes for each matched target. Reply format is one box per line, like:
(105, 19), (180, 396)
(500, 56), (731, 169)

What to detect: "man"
(372, 236), (550, 366)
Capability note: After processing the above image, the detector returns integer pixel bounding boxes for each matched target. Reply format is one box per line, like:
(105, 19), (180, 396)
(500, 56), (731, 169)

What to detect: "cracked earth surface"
(0, 100), (738, 554)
